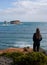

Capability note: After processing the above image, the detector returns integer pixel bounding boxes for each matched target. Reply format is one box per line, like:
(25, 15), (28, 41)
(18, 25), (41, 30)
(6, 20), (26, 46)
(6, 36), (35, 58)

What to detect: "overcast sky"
(0, 0), (47, 22)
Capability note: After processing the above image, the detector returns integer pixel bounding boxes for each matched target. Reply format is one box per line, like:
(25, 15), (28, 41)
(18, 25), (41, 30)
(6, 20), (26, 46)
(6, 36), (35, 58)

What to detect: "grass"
(0, 52), (47, 65)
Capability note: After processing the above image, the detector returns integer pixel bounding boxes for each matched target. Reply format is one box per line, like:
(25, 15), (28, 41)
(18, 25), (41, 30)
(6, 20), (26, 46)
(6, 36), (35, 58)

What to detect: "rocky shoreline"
(0, 47), (47, 55)
(0, 47), (33, 54)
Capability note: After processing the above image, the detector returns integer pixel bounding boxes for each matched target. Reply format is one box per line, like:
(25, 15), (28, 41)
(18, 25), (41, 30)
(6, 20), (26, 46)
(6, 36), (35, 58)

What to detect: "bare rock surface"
(0, 56), (13, 65)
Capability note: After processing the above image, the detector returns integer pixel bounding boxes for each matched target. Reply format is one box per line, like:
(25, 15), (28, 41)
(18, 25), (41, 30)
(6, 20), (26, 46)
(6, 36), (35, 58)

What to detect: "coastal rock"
(10, 20), (20, 24)
(0, 56), (13, 65)
(0, 48), (33, 54)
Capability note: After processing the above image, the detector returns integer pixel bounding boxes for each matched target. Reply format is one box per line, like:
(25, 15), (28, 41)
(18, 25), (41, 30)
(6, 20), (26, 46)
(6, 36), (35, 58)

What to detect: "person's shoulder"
(34, 33), (36, 35)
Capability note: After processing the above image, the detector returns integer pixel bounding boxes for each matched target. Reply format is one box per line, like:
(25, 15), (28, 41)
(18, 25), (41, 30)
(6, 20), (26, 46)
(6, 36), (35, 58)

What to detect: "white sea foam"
(2, 24), (9, 26)
(13, 41), (33, 48)
(14, 44), (33, 48)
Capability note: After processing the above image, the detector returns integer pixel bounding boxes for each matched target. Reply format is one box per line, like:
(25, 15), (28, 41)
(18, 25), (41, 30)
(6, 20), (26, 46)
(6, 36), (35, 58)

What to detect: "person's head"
(36, 28), (40, 34)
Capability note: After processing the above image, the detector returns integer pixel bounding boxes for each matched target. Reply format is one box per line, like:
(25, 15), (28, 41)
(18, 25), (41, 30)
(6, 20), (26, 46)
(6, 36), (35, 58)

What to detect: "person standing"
(33, 28), (42, 52)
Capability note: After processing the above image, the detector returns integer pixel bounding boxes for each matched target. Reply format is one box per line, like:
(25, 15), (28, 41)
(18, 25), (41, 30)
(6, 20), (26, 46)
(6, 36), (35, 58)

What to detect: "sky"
(0, 0), (47, 22)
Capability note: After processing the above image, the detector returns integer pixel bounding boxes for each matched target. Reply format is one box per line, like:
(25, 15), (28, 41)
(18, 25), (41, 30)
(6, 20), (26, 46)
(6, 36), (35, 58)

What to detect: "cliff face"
(10, 20), (20, 24)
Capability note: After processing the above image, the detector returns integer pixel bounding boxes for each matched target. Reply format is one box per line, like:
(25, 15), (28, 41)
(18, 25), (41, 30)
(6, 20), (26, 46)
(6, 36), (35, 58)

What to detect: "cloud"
(0, 0), (47, 22)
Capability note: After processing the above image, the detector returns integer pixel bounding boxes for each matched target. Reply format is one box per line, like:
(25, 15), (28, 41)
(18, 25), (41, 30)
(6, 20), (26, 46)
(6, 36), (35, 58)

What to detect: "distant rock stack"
(10, 20), (20, 24)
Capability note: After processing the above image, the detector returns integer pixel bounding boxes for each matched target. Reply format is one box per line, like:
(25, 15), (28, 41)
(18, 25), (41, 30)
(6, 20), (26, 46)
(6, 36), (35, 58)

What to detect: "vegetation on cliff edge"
(0, 52), (47, 65)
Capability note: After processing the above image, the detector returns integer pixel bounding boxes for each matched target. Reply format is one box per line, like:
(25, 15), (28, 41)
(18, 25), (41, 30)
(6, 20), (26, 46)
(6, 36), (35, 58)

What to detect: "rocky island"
(10, 20), (20, 24)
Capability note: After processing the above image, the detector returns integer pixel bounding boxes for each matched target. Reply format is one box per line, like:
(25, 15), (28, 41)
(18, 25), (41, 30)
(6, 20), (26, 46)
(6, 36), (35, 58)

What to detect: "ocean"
(0, 22), (47, 50)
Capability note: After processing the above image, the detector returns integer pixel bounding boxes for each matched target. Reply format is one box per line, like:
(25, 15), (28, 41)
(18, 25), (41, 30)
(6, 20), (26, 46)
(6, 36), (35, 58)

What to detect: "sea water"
(0, 22), (47, 50)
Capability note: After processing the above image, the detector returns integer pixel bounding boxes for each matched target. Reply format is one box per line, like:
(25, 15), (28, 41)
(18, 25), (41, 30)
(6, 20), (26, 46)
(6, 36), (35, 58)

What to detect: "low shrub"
(0, 52), (47, 65)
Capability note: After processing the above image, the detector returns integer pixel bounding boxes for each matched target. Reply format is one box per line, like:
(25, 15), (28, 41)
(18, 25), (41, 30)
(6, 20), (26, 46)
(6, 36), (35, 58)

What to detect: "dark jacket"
(33, 33), (42, 44)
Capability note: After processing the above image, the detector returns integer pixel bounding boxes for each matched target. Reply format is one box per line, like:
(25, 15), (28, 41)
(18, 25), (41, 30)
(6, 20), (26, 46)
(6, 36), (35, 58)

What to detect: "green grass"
(0, 52), (47, 65)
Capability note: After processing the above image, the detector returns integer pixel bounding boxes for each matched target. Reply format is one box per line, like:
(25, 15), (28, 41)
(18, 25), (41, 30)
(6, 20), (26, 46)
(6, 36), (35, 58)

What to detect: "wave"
(13, 44), (33, 48)
(13, 41), (33, 48)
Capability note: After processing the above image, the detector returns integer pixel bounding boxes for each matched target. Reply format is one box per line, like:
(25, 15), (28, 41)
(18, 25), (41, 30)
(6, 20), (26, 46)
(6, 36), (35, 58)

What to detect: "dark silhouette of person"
(33, 28), (42, 52)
